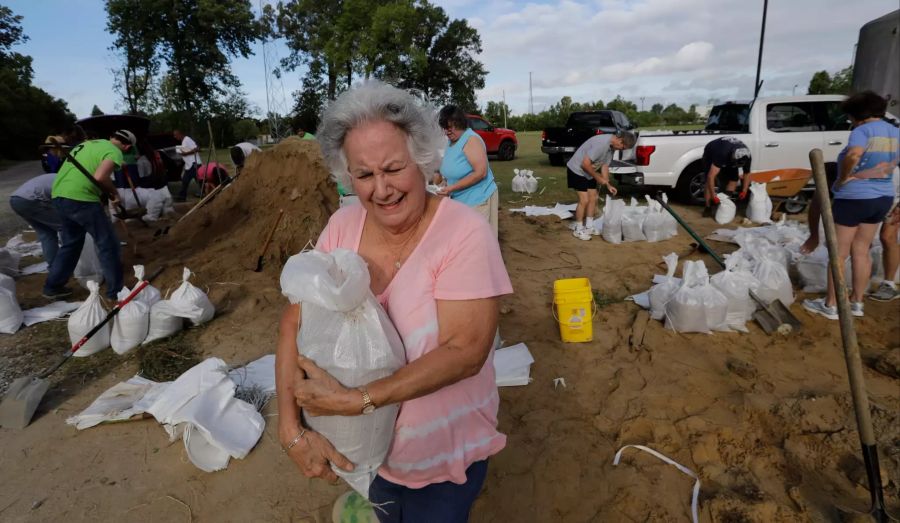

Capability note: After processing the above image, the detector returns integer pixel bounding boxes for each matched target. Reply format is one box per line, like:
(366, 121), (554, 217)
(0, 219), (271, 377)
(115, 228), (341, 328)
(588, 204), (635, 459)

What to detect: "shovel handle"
(258, 210), (285, 259)
(655, 194), (726, 268)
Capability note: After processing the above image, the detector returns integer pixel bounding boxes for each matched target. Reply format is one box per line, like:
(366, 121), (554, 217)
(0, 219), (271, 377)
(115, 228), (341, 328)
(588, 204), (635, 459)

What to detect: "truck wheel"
(675, 162), (706, 205)
(549, 154), (565, 166)
(498, 141), (516, 161)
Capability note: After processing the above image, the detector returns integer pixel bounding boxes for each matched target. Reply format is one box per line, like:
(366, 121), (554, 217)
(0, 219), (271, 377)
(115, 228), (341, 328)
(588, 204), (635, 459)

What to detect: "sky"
(6, 0), (897, 120)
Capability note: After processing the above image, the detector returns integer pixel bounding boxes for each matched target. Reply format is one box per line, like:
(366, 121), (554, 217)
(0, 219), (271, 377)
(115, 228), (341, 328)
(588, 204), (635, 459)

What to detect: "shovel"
(0, 267), (164, 429)
(255, 210), (285, 272)
(655, 193), (802, 335)
(810, 149), (891, 521)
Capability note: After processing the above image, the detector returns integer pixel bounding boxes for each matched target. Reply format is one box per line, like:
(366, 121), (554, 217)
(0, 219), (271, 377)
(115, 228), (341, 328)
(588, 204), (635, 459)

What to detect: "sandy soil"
(0, 141), (897, 522)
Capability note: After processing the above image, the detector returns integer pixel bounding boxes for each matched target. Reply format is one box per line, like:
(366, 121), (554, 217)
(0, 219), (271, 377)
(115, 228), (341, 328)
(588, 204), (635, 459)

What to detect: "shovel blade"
(0, 376), (50, 429)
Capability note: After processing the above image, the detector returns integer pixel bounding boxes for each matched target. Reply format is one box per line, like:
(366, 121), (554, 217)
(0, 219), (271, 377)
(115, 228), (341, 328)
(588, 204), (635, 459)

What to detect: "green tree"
(290, 58), (328, 134)
(807, 70), (833, 94)
(830, 66), (853, 95)
(91, 105), (105, 116)
(483, 101), (511, 126)
(106, 0), (261, 129)
(232, 118), (259, 141)
(650, 103), (663, 115)
(106, 0), (159, 114)
(0, 6), (74, 160)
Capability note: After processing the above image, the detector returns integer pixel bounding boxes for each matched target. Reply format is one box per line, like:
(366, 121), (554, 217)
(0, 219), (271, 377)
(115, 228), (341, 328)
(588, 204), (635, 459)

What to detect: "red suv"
(466, 114), (517, 161)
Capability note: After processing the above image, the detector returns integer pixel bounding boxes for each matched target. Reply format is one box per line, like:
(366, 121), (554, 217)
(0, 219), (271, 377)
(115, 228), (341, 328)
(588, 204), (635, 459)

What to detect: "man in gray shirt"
(566, 131), (636, 240)
(9, 173), (61, 265)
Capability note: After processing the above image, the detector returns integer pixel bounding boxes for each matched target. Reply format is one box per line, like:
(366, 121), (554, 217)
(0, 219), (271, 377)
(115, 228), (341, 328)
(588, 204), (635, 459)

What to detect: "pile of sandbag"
(511, 169), (539, 194)
(0, 272), (23, 334)
(281, 248), (406, 499)
(664, 260), (729, 334)
(144, 267), (215, 345)
(600, 195), (677, 244)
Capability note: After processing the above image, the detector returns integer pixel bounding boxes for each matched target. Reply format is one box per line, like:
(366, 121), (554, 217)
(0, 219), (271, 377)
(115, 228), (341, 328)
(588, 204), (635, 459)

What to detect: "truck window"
(569, 113), (614, 128)
(819, 101), (852, 131)
(766, 103), (821, 132)
(705, 104), (749, 132)
(468, 118), (491, 131)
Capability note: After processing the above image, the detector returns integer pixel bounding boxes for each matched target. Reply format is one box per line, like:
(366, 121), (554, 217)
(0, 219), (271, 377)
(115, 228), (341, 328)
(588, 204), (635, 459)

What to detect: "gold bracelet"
(282, 428), (306, 453)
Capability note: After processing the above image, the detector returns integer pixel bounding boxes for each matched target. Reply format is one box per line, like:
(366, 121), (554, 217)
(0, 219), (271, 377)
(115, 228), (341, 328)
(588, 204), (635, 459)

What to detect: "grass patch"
(493, 131), (573, 207)
(137, 332), (202, 382)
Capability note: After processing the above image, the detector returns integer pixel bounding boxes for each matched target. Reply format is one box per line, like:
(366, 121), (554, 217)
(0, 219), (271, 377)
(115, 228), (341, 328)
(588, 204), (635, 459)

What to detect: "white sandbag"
(68, 280), (109, 357)
(143, 300), (184, 344)
(281, 249), (406, 499)
(710, 258), (760, 332)
(715, 193), (736, 224)
(753, 257), (794, 306)
(0, 285), (23, 334)
(795, 246), (851, 293)
(0, 247), (21, 277)
(143, 190), (166, 221)
(74, 234), (104, 288)
(664, 261), (729, 333)
(169, 268), (214, 325)
(601, 196), (624, 244)
(110, 286), (149, 355)
(511, 169), (526, 193)
(643, 197), (666, 242)
(660, 193), (678, 238)
(0, 272), (14, 292)
(747, 182), (773, 224)
(524, 171), (538, 194)
(649, 253), (680, 321)
(133, 265), (161, 307)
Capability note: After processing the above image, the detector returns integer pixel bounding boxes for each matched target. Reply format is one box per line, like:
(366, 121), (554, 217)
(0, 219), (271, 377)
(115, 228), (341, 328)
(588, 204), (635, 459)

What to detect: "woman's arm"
(838, 146), (865, 184)
(294, 297), (499, 415)
(444, 137), (489, 193)
(276, 303), (354, 482)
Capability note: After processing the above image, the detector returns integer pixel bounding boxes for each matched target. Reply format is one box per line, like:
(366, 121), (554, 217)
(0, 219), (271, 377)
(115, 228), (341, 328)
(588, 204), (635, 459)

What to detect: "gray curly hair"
(316, 81), (446, 189)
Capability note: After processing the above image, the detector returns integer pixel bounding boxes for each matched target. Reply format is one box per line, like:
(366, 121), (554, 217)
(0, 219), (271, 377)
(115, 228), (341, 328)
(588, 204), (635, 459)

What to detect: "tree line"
(480, 96), (703, 131)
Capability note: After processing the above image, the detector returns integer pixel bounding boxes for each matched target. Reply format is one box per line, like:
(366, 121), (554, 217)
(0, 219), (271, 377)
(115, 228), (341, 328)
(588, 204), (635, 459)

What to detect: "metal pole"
(502, 90), (507, 128)
(754, 0), (768, 98)
(529, 72), (533, 115)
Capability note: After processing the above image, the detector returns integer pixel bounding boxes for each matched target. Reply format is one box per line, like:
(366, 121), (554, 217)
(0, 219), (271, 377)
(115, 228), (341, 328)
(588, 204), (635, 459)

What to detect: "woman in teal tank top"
(436, 105), (499, 236)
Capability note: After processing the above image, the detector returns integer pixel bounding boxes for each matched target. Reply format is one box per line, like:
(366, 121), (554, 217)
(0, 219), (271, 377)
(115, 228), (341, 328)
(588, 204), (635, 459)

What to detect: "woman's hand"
(435, 185), (452, 197)
(279, 425), (354, 482)
(293, 355), (361, 416)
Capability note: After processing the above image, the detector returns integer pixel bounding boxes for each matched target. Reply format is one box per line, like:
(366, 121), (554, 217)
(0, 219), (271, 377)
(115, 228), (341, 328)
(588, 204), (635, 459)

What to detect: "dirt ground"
(1, 141), (898, 522)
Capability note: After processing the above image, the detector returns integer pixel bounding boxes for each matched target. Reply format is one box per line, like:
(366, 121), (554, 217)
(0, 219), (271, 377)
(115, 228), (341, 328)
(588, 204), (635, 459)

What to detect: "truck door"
(756, 101), (825, 170)
(818, 100), (852, 164)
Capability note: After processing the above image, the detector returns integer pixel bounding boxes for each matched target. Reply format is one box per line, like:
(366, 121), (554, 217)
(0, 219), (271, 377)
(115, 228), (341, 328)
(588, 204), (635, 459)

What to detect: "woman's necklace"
(382, 212), (425, 273)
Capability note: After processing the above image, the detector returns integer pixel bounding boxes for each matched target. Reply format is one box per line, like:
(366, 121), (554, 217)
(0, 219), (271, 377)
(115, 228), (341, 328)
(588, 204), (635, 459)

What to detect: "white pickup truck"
(618, 95), (856, 206)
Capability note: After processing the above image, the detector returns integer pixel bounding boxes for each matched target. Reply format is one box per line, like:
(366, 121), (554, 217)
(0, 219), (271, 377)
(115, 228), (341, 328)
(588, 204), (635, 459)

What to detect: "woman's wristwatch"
(359, 387), (376, 414)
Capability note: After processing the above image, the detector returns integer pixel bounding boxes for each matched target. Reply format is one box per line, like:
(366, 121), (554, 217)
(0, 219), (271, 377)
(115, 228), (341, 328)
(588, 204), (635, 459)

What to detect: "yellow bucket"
(552, 278), (594, 343)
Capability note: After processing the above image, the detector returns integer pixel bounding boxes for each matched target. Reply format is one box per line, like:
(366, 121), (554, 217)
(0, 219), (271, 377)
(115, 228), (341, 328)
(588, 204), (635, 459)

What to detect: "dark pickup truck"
(541, 110), (635, 166)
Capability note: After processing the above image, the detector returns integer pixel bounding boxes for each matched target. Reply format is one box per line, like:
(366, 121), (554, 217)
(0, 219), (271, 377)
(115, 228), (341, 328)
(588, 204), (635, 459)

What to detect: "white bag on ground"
(753, 257), (794, 306)
(710, 258), (760, 332)
(133, 265), (161, 307)
(660, 193), (678, 238)
(0, 282), (23, 334)
(110, 286), (150, 355)
(748, 182), (773, 224)
(665, 261), (729, 333)
(601, 197), (624, 244)
(169, 268), (215, 325)
(511, 169), (525, 193)
(74, 234), (104, 288)
(643, 197), (666, 242)
(649, 253), (680, 321)
(714, 193), (736, 224)
(68, 280), (109, 357)
(143, 300), (185, 343)
(0, 248), (21, 277)
(622, 199), (647, 242)
(281, 249), (406, 499)
(795, 246), (852, 293)
(524, 171), (538, 193)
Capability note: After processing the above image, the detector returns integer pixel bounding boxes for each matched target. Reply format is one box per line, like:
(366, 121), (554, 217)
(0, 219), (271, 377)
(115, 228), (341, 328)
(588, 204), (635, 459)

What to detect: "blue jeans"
(44, 198), (122, 299)
(9, 196), (62, 266)
(177, 164), (199, 199)
(368, 460), (489, 523)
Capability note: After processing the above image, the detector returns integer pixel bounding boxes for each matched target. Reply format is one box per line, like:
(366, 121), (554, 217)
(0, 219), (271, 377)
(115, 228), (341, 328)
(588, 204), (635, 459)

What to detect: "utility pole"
(529, 72), (534, 115)
(754, 0), (768, 99)
(640, 97), (645, 112)
(502, 90), (508, 128)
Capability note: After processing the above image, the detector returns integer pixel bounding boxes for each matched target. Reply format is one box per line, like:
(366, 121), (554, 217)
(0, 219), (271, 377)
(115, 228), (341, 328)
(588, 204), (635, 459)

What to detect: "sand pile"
(161, 138), (338, 280)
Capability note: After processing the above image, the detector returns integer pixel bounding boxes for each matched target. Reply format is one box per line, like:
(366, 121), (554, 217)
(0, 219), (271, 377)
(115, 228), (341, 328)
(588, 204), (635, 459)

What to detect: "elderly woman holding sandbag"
(275, 81), (513, 521)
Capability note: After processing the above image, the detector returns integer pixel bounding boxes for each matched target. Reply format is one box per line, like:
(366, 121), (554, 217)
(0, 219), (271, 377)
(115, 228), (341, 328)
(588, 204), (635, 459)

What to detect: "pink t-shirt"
(315, 198), (513, 488)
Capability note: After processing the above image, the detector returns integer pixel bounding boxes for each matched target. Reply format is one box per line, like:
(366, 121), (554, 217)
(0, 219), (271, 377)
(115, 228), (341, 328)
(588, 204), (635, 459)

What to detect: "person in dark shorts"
(702, 136), (751, 216)
(565, 131), (636, 240)
(803, 91), (899, 320)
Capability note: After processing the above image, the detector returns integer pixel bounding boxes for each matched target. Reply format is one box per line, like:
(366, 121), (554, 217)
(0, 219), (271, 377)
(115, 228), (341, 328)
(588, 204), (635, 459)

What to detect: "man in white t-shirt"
(174, 129), (202, 201)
